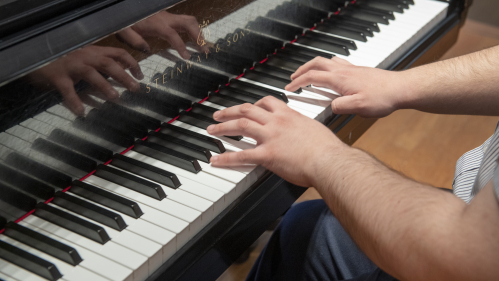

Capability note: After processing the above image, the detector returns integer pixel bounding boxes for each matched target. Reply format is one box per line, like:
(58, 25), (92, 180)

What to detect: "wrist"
(390, 70), (420, 111)
(308, 139), (351, 189)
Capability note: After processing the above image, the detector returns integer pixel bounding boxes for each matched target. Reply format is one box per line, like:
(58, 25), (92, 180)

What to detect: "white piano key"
(0, 235), (108, 281)
(20, 217), (134, 281)
(82, 175), (191, 248)
(66, 191), (177, 262)
(107, 164), (214, 222)
(46, 203), (153, 281)
(0, 258), (51, 281)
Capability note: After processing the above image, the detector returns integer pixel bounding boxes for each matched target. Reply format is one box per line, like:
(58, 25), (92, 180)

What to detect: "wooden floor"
(217, 19), (499, 281)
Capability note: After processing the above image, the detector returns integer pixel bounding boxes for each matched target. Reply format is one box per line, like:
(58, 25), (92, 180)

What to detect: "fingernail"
(210, 155), (218, 163)
(182, 51), (191, 59)
(213, 111), (220, 119)
(207, 125), (215, 133)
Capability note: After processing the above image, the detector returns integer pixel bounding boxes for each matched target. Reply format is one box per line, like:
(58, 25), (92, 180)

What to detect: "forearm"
(396, 45), (499, 115)
(312, 146), (468, 280)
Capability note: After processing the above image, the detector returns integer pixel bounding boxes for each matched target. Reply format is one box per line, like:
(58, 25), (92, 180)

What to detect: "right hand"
(285, 56), (408, 118)
(29, 45), (143, 116)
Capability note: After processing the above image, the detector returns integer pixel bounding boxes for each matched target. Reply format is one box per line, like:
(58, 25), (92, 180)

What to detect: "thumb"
(331, 95), (361, 115)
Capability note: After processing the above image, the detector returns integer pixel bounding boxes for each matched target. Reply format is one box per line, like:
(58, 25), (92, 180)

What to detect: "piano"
(0, 0), (471, 280)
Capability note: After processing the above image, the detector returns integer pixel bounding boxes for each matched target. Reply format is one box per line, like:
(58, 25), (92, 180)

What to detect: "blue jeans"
(246, 200), (397, 281)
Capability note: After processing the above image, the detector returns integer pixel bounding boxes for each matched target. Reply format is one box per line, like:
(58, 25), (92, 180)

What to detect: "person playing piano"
(207, 45), (499, 281)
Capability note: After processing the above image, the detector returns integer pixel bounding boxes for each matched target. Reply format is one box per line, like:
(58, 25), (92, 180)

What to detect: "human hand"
(285, 56), (407, 118)
(29, 45), (143, 116)
(118, 11), (204, 59)
(207, 96), (347, 187)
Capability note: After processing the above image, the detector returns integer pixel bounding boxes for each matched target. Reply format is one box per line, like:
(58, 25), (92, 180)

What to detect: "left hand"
(117, 11), (204, 59)
(207, 96), (347, 187)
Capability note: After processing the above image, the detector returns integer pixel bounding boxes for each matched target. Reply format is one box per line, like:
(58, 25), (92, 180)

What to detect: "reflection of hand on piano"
(117, 11), (206, 59)
(285, 56), (403, 118)
(207, 96), (344, 188)
(29, 45), (143, 116)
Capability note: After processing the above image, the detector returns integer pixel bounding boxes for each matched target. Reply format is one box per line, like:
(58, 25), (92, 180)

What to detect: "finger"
(210, 149), (265, 167)
(54, 77), (85, 116)
(290, 57), (332, 80)
(94, 57), (140, 92)
(285, 70), (335, 93)
(207, 118), (267, 143)
(78, 66), (120, 100)
(253, 96), (287, 113)
(331, 95), (362, 115)
(213, 103), (272, 124)
(104, 47), (144, 80)
(117, 28), (151, 54)
(158, 26), (191, 59)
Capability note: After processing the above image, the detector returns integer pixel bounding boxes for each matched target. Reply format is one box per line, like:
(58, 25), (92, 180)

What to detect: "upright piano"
(0, 0), (472, 280)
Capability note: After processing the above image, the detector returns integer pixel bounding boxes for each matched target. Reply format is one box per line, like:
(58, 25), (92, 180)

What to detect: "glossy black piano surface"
(0, 0), (470, 280)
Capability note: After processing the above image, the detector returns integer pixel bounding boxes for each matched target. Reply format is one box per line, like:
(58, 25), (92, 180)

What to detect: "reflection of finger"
(213, 103), (271, 125)
(207, 118), (266, 143)
(290, 57), (331, 80)
(210, 149), (265, 167)
(55, 77), (84, 116)
(106, 47), (144, 80)
(285, 71), (333, 92)
(96, 58), (139, 92)
(117, 28), (151, 54)
(79, 67), (119, 100)
(159, 27), (190, 59)
(180, 15), (203, 43)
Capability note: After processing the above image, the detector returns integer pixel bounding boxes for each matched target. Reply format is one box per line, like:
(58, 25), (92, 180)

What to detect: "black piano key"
(31, 138), (97, 173)
(101, 102), (161, 130)
(333, 15), (381, 32)
(228, 78), (289, 102)
(264, 55), (303, 72)
(389, 0), (413, 5)
(303, 32), (358, 50)
(268, 3), (328, 27)
(0, 239), (62, 281)
(159, 123), (225, 154)
(294, 35), (350, 56)
(340, 6), (391, 25)
(190, 103), (218, 114)
(35, 203), (110, 244)
(112, 154), (180, 189)
(324, 19), (374, 37)
(178, 111), (243, 141)
(48, 129), (113, 162)
(207, 94), (243, 108)
(0, 210), (16, 223)
(205, 47), (255, 75)
(353, 4), (396, 20)
(356, 0), (405, 13)
(314, 22), (368, 42)
(216, 88), (260, 104)
(70, 180), (143, 219)
(5, 153), (72, 189)
(86, 108), (149, 139)
(0, 216), (6, 229)
(4, 222), (82, 266)
(133, 141), (202, 173)
(253, 64), (294, 81)
(73, 117), (135, 148)
(120, 91), (180, 119)
(0, 183), (37, 212)
(95, 164), (167, 199)
(291, 0), (340, 12)
(148, 132), (212, 163)
(52, 191), (127, 231)
(281, 42), (334, 59)
(243, 70), (291, 90)
(0, 163), (55, 200)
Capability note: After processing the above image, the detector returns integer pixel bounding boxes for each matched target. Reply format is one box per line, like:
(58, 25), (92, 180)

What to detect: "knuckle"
(79, 66), (94, 76)
(261, 95), (276, 104)
(240, 103), (253, 114)
(237, 118), (250, 129)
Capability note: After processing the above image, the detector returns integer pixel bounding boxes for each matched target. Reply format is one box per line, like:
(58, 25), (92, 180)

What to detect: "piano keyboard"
(0, 0), (448, 280)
